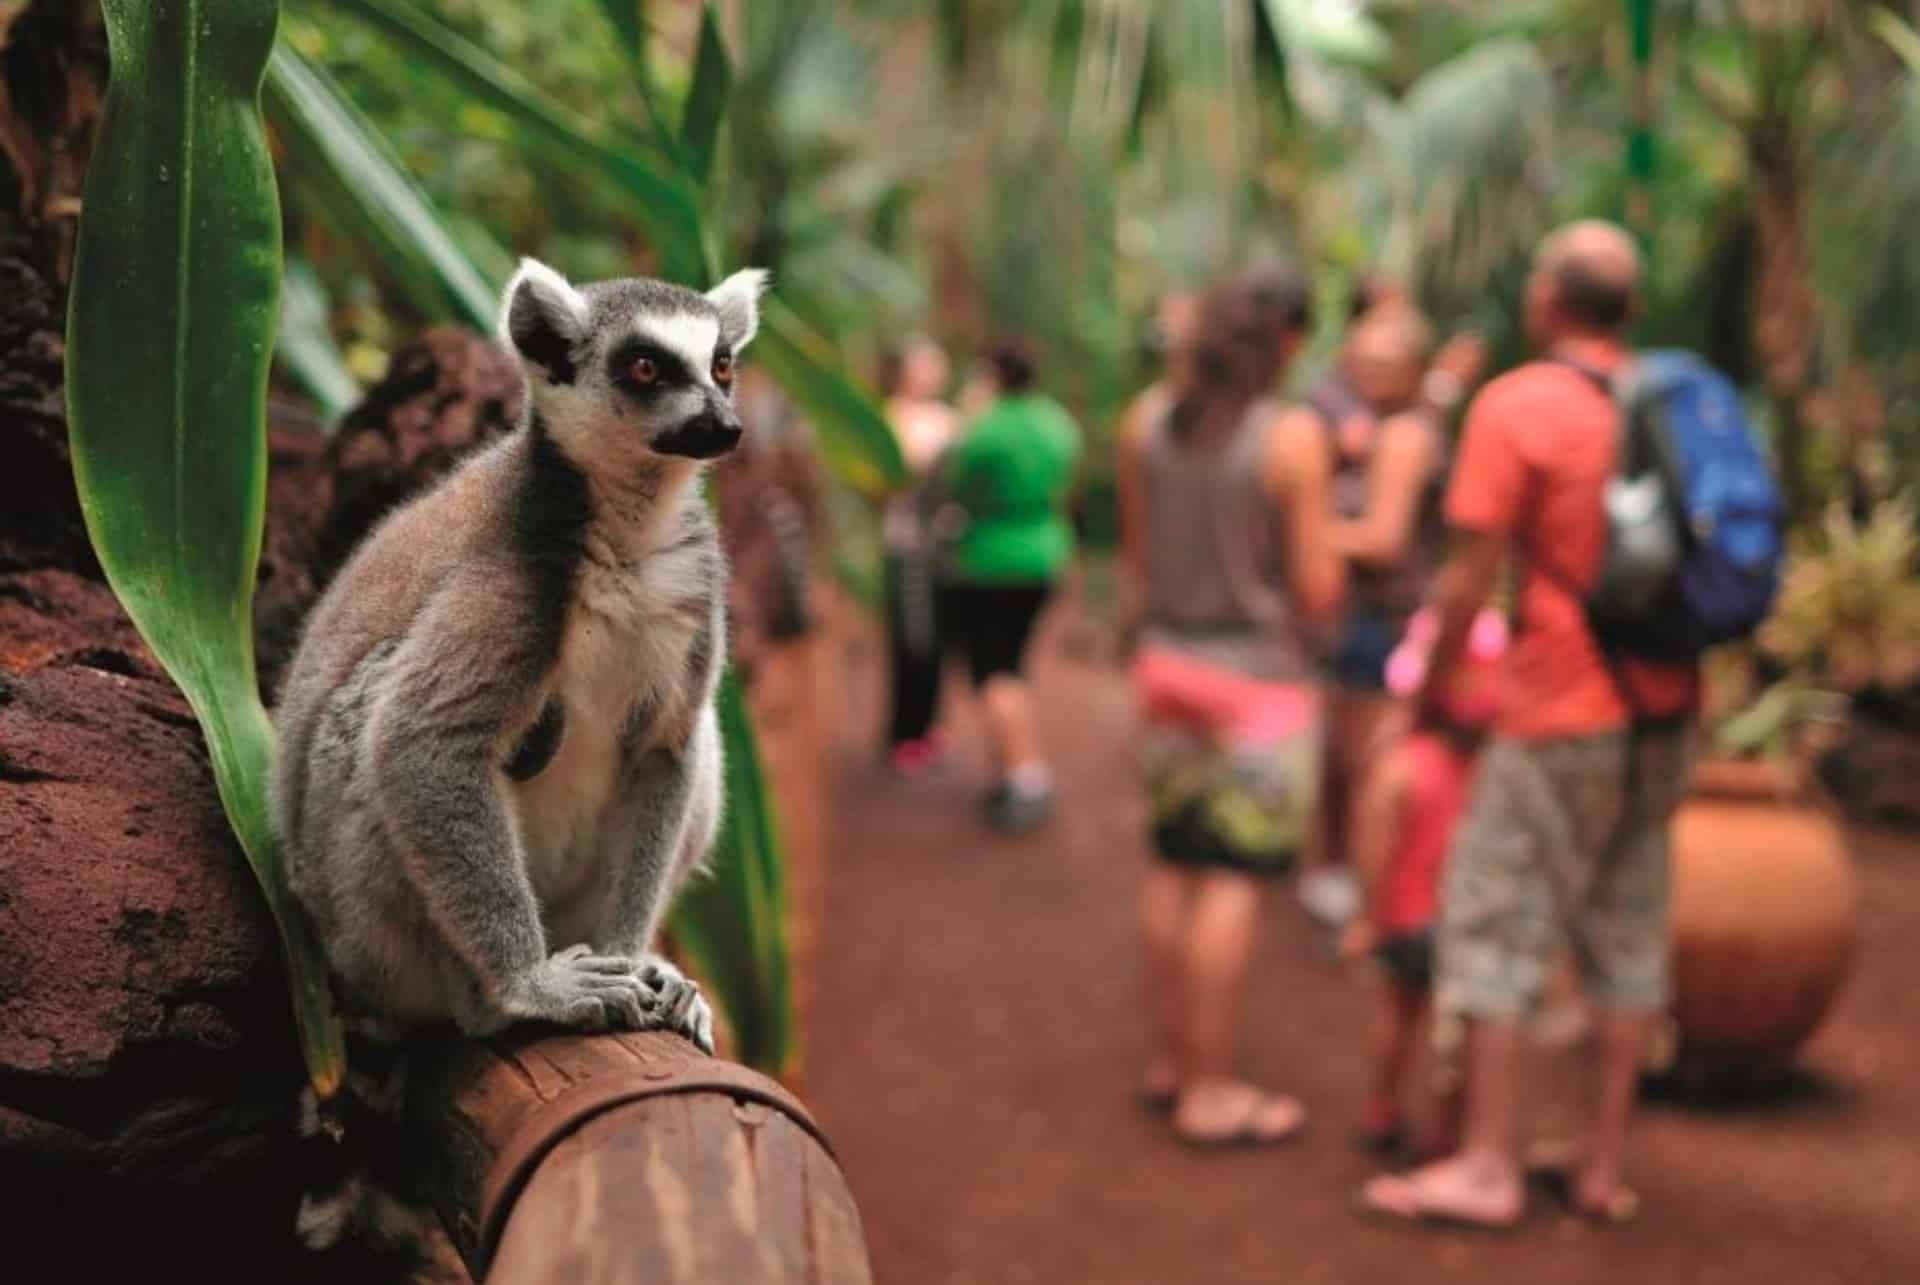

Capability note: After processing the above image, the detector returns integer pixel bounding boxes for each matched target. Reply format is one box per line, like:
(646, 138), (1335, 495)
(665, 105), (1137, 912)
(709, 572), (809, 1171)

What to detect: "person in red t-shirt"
(1362, 221), (1699, 1230)
(1342, 608), (1505, 1161)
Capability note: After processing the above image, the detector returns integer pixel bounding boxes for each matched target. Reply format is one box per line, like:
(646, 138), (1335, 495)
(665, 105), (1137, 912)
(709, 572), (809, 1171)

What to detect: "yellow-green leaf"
(756, 300), (906, 498)
(264, 42), (500, 332)
(321, 0), (714, 285)
(667, 673), (793, 1072)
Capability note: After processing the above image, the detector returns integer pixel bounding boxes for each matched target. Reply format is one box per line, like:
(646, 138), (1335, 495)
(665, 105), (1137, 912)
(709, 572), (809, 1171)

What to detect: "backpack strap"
(1548, 354), (1612, 389)
(1523, 550), (1645, 728)
(1520, 537), (1660, 822)
(1519, 359), (1650, 733)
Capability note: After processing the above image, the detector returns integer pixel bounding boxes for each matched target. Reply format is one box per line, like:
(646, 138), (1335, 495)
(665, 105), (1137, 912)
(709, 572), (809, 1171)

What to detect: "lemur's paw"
(524, 944), (651, 1032)
(637, 954), (715, 1054)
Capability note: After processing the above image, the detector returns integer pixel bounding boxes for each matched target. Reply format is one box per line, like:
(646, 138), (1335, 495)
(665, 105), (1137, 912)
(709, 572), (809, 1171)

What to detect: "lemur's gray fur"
(274, 259), (768, 1067)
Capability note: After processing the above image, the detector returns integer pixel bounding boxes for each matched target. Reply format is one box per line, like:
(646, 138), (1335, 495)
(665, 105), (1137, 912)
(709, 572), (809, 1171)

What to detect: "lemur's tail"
(292, 1038), (442, 1264)
(292, 1078), (372, 1250)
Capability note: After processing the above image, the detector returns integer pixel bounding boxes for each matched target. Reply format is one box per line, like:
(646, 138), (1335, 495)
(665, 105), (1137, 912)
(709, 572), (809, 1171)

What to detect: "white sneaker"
(1298, 867), (1362, 928)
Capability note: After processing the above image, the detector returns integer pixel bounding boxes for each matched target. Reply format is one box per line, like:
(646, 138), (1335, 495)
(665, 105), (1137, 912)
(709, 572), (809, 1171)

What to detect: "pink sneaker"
(890, 739), (936, 776)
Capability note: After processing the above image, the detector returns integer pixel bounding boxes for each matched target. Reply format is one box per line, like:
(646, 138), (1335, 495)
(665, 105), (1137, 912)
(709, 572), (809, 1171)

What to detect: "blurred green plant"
(263, 1), (1920, 522)
(1760, 494), (1920, 696)
(66, 0), (346, 1100)
(1704, 663), (1850, 766)
(1703, 492), (1920, 766)
(276, 257), (363, 424)
(297, 0), (904, 501)
(265, 42), (503, 331)
(1354, 37), (1556, 354)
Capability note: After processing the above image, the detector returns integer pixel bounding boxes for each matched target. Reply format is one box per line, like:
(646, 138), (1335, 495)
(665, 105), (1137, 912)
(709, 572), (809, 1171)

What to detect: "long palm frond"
(1365, 38), (1557, 322)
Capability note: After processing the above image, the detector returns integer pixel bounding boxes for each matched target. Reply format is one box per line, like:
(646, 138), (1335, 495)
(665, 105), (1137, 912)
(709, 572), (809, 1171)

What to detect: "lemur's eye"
(630, 356), (659, 385)
(712, 354), (734, 386)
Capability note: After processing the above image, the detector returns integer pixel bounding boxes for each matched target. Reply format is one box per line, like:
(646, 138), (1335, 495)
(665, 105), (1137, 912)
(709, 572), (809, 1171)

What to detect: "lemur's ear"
(707, 267), (770, 352)
(500, 258), (590, 385)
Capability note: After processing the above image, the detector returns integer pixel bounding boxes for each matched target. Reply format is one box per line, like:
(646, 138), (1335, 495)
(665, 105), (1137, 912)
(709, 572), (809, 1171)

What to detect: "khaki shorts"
(1436, 726), (1694, 1023)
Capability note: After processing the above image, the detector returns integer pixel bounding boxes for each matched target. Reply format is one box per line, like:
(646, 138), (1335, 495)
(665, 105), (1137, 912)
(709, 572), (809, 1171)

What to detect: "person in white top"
(880, 335), (962, 773)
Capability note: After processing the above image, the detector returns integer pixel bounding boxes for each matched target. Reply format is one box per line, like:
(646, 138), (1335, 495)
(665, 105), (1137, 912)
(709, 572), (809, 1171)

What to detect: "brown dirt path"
(802, 601), (1920, 1285)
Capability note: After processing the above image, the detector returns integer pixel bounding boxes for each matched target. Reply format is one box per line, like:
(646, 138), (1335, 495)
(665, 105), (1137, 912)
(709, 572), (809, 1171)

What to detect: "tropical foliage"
(65, 0), (1920, 1088)
(276, 0), (1920, 526)
(1761, 495), (1920, 697)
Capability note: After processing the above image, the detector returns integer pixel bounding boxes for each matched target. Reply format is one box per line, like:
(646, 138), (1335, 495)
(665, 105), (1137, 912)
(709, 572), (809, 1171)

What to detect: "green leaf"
(1873, 7), (1920, 75)
(311, 0), (903, 498)
(681, 4), (733, 187)
(263, 41), (500, 331)
(754, 300), (906, 498)
(591, 0), (646, 63)
(321, 0), (713, 285)
(276, 256), (362, 425)
(66, 0), (345, 1100)
(668, 673), (793, 1072)
(589, 0), (679, 154)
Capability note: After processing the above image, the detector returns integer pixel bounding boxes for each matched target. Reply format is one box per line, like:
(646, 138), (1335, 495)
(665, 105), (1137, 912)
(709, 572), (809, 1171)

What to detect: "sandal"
(1172, 1091), (1306, 1150)
(1138, 1086), (1177, 1116)
(1137, 1065), (1178, 1116)
(1354, 1119), (1409, 1157)
(1352, 1174), (1522, 1233)
(1530, 1165), (1641, 1225)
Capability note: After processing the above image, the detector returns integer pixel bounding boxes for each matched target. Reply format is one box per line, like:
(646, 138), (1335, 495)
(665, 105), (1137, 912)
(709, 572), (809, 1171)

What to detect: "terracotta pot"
(1668, 757), (1859, 1073)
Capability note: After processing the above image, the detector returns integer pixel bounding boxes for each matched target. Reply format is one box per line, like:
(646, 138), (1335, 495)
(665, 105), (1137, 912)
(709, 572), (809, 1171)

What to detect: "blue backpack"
(1568, 350), (1786, 662)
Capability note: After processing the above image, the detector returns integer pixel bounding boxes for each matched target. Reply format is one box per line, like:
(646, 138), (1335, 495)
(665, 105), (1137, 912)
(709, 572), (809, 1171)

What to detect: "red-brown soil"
(803, 599), (1920, 1285)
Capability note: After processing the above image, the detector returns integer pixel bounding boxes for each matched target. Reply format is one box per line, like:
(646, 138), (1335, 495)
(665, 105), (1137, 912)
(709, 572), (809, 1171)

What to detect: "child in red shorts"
(1342, 607), (1506, 1157)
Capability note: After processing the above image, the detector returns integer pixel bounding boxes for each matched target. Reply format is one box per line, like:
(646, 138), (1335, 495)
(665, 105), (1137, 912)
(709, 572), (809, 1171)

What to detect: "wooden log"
(408, 1029), (871, 1284)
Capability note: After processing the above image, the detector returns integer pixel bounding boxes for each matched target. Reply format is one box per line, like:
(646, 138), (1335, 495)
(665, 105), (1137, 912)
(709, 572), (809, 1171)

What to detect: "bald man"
(1361, 220), (1700, 1230)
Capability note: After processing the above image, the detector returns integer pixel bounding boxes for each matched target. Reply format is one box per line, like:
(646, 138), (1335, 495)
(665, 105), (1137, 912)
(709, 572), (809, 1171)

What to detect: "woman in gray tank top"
(1116, 267), (1346, 1147)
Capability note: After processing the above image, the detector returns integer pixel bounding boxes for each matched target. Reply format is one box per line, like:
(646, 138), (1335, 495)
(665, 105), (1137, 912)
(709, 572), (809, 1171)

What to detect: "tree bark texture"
(409, 1029), (871, 1284)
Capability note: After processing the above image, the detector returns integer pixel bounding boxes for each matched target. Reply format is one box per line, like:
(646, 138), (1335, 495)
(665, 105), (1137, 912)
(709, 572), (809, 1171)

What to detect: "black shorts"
(936, 581), (1053, 686)
(1375, 929), (1435, 991)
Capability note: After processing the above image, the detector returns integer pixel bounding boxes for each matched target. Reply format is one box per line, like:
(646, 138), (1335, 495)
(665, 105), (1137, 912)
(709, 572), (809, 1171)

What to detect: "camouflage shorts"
(1137, 693), (1323, 878)
(1436, 726), (1695, 1023)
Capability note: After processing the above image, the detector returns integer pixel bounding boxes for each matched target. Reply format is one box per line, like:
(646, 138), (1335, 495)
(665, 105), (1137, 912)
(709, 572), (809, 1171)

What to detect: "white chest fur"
(507, 517), (713, 915)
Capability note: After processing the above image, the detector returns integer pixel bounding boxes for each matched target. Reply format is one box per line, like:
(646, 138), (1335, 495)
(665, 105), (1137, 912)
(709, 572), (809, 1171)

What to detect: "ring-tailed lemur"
(273, 259), (766, 1248)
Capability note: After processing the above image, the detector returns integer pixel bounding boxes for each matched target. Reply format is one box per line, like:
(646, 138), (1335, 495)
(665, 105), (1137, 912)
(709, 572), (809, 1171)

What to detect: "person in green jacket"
(936, 338), (1083, 833)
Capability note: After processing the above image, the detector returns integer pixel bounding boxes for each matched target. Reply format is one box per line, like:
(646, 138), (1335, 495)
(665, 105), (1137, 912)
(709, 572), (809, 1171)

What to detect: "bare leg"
(1172, 872), (1305, 1142)
(1576, 1008), (1653, 1218)
(981, 674), (1043, 777)
(1139, 863), (1191, 1100)
(1420, 1081), (1466, 1162)
(1302, 691), (1402, 928)
(1181, 871), (1262, 1083)
(1359, 1018), (1525, 1227)
(1364, 983), (1426, 1140)
(1309, 701), (1348, 873)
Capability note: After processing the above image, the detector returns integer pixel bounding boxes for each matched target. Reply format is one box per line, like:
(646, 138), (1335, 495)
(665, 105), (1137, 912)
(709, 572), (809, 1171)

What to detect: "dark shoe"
(1355, 1119), (1410, 1158)
(983, 783), (1053, 834)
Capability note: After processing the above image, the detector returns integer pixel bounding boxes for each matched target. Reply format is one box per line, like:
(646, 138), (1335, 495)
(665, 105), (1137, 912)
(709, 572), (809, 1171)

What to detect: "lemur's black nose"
(652, 410), (742, 460)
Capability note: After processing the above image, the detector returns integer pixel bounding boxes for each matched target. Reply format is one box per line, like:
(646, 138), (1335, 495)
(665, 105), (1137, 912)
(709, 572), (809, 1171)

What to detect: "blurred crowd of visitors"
(860, 218), (1711, 1233)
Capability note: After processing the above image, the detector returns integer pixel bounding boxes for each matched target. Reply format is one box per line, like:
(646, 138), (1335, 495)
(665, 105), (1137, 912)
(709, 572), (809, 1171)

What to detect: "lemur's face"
(500, 259), (768, 467)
